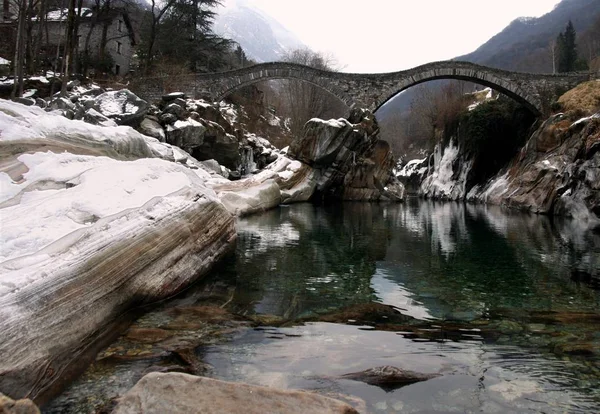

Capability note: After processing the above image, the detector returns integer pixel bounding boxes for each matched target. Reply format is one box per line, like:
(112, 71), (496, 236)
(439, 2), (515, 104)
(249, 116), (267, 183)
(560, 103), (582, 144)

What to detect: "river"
(46, 200), (600, 413)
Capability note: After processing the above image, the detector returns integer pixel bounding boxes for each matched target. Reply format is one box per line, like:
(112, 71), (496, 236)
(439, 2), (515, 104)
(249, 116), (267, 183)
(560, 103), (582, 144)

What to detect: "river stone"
(113, 372), (358, 414)
(217, 179), (282, 217)
(0, 393), (40, 414)
(339, 366), (440, 390)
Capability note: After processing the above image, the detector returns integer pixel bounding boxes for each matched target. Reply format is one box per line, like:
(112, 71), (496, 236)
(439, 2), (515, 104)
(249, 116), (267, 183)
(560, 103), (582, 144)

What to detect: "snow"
(0, 100), (191, 166)
(219, 103), (239, 124)
(29, 76), (49, 84)
(396, 157), (427, 177)
(571, 113), (600, 127)
(308, 118), (348, 129)
(173, 118), (203, 129)
(0, 99), (224, 298)
(0, 57), (10, 65)
(22, 89), (37, 98)
(0, 152), (205, 264)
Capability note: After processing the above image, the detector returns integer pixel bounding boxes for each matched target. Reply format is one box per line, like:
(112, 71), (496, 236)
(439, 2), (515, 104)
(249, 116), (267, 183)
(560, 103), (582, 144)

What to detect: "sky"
(226, 0), (561, 73)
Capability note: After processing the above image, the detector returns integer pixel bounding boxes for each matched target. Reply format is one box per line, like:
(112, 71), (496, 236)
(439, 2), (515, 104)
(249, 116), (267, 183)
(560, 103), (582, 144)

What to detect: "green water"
(46, 201), (600, 413)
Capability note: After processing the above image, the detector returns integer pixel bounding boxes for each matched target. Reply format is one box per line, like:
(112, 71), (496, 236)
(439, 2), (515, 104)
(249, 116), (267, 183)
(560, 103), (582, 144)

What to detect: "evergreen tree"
(556, 20), (578, 72)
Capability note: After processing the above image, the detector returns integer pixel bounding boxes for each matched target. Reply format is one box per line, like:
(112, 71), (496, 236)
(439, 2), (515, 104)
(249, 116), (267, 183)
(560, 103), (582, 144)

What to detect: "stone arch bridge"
(137, 61), (596, 115)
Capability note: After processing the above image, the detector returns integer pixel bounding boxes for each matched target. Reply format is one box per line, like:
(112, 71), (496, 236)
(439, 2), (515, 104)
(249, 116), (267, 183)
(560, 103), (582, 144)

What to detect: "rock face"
(288, 108), (404, 202)
(0, 100), (236, 403)
(470, 113), (600, 229)
(399, 106), (599, 228)
(113, 372), (358, 414)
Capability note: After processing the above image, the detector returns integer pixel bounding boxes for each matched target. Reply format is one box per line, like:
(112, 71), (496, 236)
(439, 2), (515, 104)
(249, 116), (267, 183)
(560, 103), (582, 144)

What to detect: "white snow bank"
(0, 152), (214, 266)
(396, 157), (427, 177)
(0, 99), (204, 170)
(0, 57), (10, 65)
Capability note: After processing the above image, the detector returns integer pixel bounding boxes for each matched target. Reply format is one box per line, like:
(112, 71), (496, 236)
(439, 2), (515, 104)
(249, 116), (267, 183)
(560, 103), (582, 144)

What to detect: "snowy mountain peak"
(214, 0), (307, 62)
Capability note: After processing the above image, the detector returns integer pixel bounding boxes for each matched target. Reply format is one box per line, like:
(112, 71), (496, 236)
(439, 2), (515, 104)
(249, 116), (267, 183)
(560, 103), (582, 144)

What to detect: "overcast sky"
(228, 0), (561, 73)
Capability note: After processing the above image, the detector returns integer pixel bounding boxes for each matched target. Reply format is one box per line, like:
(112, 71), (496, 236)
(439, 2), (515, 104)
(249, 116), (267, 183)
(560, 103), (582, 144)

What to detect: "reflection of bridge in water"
(136, 61), (597, 115)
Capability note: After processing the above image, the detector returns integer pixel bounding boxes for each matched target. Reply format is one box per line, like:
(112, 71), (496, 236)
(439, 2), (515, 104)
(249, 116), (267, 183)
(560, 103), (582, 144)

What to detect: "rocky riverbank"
(0, 83), (402, 408)
(396, 81), (600, 231)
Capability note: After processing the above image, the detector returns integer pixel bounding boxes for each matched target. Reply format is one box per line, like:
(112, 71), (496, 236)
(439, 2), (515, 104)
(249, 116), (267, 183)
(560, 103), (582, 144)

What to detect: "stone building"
(37, 7), (136, 75)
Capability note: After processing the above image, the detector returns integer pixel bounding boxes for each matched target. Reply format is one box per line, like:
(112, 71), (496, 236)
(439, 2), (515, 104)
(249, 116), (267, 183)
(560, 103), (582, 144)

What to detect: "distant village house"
(1, 3), (136, 76)
(38, 7), (136, 75)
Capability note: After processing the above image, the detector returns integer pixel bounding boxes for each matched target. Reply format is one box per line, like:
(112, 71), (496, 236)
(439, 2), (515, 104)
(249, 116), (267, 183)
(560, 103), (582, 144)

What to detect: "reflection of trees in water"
(229, 204), (393, 318)
(380, 200), (600, 320)
(225, 201), (600, 321)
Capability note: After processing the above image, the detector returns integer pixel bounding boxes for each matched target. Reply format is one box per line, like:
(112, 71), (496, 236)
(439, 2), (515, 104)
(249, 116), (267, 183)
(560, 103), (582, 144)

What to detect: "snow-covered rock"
(468, 113), (600, 229)
(0, 99), (236, 401)
(92, 89), (149, 126)
(420, 138), (472, 200)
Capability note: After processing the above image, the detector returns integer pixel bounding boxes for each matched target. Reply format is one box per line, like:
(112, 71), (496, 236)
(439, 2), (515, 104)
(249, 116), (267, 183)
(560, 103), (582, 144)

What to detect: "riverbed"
(46, 200), (600, 413)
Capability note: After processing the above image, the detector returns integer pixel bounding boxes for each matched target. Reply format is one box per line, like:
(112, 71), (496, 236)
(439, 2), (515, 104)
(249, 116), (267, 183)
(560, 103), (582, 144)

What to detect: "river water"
(46, 201), (600, 413)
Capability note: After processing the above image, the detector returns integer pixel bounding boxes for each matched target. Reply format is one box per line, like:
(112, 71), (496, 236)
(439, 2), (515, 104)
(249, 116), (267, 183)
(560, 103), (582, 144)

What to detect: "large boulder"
(92, 89), (149, 126)
(216, 179), (282, 216)
(113, 372), (358, 414)
(287, 108), (403, 202)
(192, 120), (240, 170)
(0, 100), (236, 402)
(165, 118), (207, 151)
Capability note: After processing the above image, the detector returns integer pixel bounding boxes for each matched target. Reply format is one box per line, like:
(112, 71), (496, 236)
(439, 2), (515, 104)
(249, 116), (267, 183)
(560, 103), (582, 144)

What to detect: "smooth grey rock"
(83, 108), (118, 127)
(113, 372), (358, 414)
(12, 97), (35, 106)
(47, 96), (75, 111)
(340, 366), (440, 390)
(139, 118), (166, 142)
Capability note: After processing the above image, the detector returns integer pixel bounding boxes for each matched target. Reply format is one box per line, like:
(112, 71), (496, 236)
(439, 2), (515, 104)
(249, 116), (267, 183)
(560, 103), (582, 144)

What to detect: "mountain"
(377, 0), (600, 159)
(213, 0), (307, 62)
(458, 0), (600, 72)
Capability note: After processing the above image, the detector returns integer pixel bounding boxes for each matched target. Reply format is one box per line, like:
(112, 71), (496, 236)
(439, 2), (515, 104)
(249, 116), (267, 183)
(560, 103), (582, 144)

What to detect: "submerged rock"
(339, 366), (440, 390)
(113, 372), (359, 414)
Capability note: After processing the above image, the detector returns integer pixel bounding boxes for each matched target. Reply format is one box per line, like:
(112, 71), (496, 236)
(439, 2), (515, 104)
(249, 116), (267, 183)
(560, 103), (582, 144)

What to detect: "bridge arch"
(189, 61), (591, 118)
(195, 62), (357, 108)
(372, 62), (543, 115)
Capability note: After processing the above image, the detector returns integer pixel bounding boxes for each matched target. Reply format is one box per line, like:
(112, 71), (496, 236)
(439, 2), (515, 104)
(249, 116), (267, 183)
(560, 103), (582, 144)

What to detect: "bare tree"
(144, 0), (177, 71)
(268, 48), (347, 136)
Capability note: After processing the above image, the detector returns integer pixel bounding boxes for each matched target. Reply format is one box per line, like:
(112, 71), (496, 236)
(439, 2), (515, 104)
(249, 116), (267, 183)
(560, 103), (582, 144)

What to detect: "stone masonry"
(135, 61), (597, 115)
